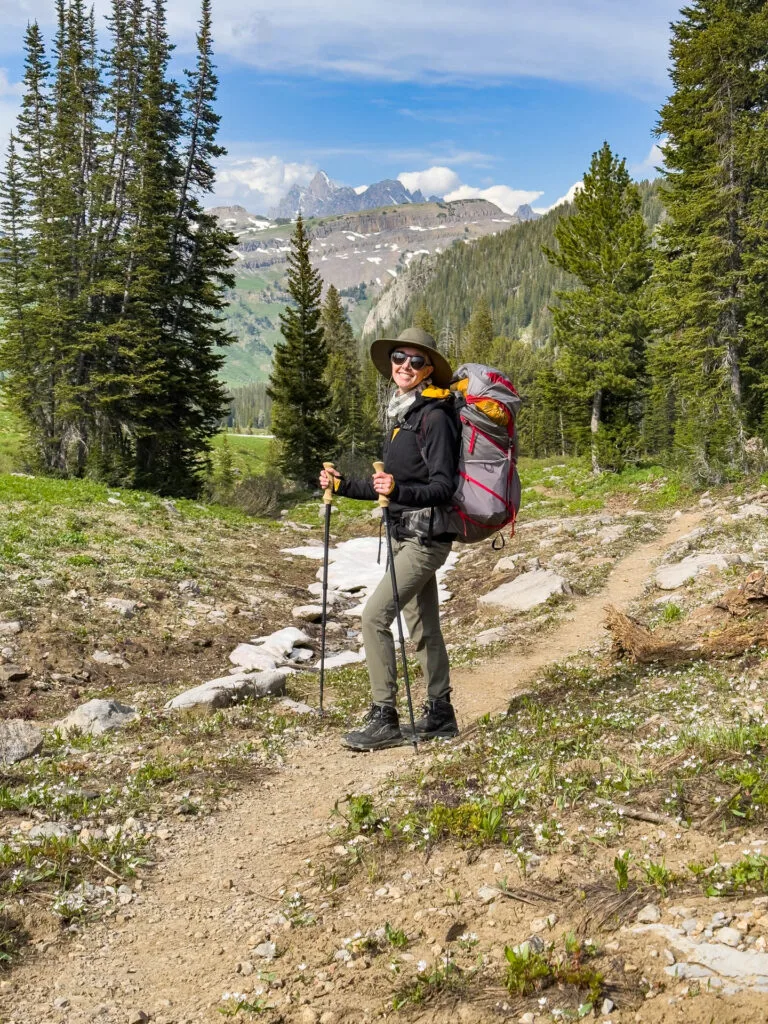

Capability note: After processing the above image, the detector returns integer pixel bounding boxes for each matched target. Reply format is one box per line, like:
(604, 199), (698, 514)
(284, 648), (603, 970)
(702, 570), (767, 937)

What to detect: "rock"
(299, 1009), (319, 1024)
(655, 553), (740, 590)
(57, 698), (137, 736)
(717, 927), (743, 947)
(103, 597), (141, 617)
(277, 698), (314, 715)
(0, 621), (22, 636)
(519, 1015), (536, 1024)
(178, 579), (201, 595)
(236, 961), (254, 976)
(681, 918), (699, 934)
(92, 650), (129, 669)
(319, 649), (365, 669)
(475, 626), (510, 647)
(0, 664), (29, 682)
(530, 914), (557, 932)
(228, 644), (279, 672)
(165, 670), (289, 710)
(637, 904), (662, 924)
(0, 720), (42, 764)
(598, 524), (629, 543)
(601, 999), (615, 1016)
(478, 886), (498, 904)
(127, 1012), (149, 1024)
(732, 503), (768, 520)
(252, 941), (277, 960)
(492, 554), (524, 575)
(479, 569), (572, 612)
(292, 604), (324, 622)
(29, 821), (71, 840)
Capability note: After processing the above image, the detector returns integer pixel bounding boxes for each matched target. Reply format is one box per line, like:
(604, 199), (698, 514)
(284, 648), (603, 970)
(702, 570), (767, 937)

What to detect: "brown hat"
(369, 326), (453, 388)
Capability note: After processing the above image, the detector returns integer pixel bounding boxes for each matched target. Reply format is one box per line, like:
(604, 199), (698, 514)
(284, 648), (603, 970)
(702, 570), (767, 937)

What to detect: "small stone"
(29, 821), (71, 840)
(519, 1013), (536, 1024)
(299, 1009), (319, 1024)
(663, 949), (676, 965)
(236, 961), (254, 976)
(57, 698), (137, 736)
(717, 927), (743, 947)
(128, 1013), (149, 1024)
(252, 941), (276, 960)
(103, 597), (140, 617)
(0, 621), (22, 636)
(636, 904), (661, 924)
(477, 885), (498, 904)
(0, 719), (43, 764)
(92, 650), (129, 669)
(601, 999), (615, 1016)
(681, 918), (699, 934)
(53, 997), (70, 1009)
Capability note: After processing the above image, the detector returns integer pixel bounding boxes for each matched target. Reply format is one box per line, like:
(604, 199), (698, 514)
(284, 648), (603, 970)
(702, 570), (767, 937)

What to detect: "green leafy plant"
(613, 849), (631, 892)
(385, 922), (409, 950)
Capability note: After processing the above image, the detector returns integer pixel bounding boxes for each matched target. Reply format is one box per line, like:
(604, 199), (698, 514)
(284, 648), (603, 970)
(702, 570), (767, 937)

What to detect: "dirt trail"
(2, 511), (704, 1024)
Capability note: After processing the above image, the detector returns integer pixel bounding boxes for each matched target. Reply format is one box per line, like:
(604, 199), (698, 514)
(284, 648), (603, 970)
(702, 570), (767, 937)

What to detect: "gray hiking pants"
(362, 536), (453, 707)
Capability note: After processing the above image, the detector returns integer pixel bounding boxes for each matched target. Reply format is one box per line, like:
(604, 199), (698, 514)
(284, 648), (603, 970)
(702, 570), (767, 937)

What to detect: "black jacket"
(338, 391), (459, 539)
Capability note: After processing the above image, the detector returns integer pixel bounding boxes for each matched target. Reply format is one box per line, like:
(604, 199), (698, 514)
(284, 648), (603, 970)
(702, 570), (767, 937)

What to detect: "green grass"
(212, 432), (271, 478)
(0, 408), (25, 474)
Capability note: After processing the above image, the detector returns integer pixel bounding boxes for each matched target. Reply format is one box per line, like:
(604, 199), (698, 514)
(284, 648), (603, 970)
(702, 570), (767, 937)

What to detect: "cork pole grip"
(322, 462), (336, 505)
(372, 461), (389, 508)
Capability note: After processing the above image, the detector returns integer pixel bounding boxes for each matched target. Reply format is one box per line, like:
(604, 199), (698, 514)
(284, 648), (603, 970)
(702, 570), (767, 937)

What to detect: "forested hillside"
(370, 180), (663, 348)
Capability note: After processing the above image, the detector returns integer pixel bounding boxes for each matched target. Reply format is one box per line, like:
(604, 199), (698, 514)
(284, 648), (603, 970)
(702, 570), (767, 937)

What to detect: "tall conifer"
(545, 142), (651, 473)
(268, 215), (332, 486)
(651, 0), (768, 478)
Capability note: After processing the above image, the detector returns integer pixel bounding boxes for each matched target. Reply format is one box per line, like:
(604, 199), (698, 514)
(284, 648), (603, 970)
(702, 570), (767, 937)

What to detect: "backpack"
(401, 363), (522, 545)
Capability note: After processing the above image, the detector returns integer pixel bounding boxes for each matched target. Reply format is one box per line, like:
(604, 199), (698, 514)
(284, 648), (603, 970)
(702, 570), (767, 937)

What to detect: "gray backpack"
(401, 363), (522, 544)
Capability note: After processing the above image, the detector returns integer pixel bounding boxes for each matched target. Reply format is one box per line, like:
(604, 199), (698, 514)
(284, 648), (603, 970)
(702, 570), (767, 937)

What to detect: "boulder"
(598, 524), (629, 543)
(165, 669), (289, 710)
(228, 644), (279, 672)
(732, 503), (768, 521)
(57, 698), (137, 736)
(29, 821), (71, 840)
(479, 569), (572, 612)
(0, 719), (43, 763)
(655, 553), (739, 590)
(491, 554), (524, 575)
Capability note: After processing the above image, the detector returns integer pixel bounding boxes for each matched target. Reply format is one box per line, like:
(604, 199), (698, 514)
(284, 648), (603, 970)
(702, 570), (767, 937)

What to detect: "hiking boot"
(341, 703), (406, 752)
(402, 698), (459, 740)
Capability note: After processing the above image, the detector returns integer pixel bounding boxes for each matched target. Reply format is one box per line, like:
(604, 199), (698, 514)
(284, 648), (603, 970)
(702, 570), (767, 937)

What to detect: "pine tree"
(413, 300), (437, 336)
(321, 285), (377, 469)
(464, 297), (495, 363)
(268, 215), (332, 486)
(545, 142), (652, 473)
(651, 0), (768, 479)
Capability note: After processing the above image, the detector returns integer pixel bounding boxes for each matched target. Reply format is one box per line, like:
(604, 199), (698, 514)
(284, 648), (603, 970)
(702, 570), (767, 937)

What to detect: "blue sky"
(0, 0), (683, 214)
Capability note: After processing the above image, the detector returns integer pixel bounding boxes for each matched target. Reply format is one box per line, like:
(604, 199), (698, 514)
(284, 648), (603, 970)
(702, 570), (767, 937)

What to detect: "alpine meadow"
(3, 2), (768, 1024)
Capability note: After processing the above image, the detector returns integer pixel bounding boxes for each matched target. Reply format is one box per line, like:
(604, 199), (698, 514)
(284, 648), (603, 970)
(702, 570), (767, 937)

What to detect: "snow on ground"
(387, 269), (397, 278)
(283, 537), (458, 633)
(367, 256), (383, 264)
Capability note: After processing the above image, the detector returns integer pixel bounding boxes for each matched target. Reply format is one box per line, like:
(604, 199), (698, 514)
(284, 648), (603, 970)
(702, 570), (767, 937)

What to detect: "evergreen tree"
(268, 215), (332, 486)
(651, 0), (768, 479)
(413, 299), (437, 336)
(321, 285), (377, 469)
(0, 0), (234, 496)
(545, 142), (652, 473)
(464, 297), (495, 363)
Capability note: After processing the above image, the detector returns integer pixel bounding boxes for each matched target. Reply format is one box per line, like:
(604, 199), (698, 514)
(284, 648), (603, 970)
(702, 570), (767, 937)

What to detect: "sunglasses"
(391, 350), (431, 371)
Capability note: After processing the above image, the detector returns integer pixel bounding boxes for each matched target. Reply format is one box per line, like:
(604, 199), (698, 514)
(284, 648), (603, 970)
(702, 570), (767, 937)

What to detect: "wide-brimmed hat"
(369, 326), (453, 388)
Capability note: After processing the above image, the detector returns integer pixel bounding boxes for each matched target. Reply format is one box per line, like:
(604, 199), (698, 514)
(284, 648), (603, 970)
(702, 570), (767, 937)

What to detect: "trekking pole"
(319, 462), (336, 714)
(373, 461), (418, 752)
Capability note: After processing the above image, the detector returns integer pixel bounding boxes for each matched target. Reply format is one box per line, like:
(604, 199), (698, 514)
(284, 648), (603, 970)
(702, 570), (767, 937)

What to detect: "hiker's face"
(391, 347), (433, 393)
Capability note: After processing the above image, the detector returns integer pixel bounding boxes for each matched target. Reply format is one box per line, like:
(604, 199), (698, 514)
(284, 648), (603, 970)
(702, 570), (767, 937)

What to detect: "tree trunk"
(591, 388), (603, 475)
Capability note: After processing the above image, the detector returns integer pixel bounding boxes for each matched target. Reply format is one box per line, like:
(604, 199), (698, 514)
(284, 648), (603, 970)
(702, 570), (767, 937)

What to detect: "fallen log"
(604, 604), (768, 665)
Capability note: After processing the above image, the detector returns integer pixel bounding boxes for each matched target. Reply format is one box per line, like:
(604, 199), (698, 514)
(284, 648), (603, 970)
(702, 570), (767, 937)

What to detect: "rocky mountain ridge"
(270, 170), (441, 220)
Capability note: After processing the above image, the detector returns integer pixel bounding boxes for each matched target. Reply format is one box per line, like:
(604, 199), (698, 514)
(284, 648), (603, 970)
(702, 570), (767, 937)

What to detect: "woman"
(320, 327), (459, 751)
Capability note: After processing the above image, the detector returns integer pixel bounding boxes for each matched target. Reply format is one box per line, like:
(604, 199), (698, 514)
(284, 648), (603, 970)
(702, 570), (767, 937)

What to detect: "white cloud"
(444, 183), (543, 215)
(0, 1), (682, 94)
(398, 166), (461, 197)
(213, 154), (316, 213)
(632, 141), (666, 178)
(533, 181), (583, 215)
(0, 68), (23, 152)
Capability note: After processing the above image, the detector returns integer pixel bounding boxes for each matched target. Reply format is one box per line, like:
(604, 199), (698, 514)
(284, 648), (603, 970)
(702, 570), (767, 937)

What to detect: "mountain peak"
(270, 170), (441, 220)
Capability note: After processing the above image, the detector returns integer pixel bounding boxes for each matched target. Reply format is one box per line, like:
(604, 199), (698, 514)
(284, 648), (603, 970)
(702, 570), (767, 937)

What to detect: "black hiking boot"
(402, 698), (459, 741)
(341, 703), (406, 752)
